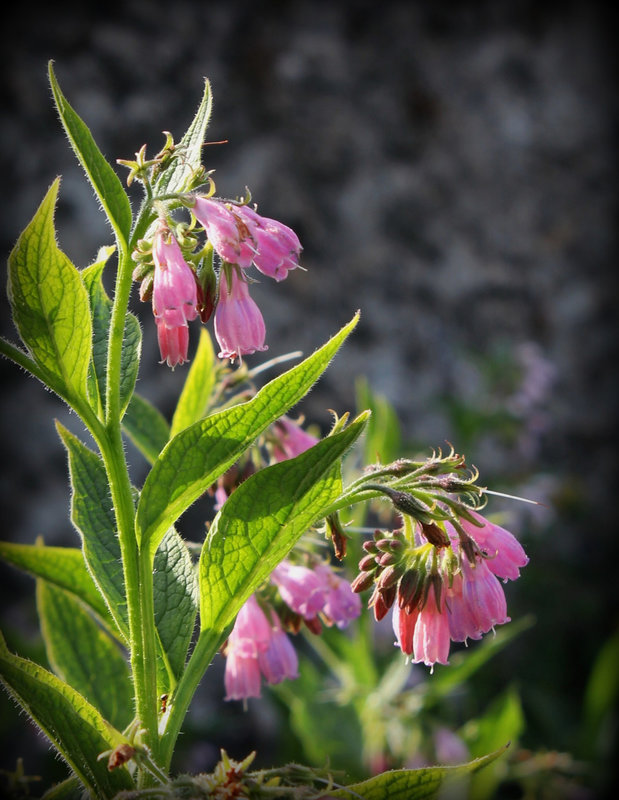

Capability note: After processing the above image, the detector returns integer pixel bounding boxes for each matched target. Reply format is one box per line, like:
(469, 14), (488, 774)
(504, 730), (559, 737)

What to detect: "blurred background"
(0, 0), (616, 797)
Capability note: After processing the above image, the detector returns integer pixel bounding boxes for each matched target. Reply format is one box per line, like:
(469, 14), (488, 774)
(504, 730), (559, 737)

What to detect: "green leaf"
(137, 313), (359, 556)
(580, 630), (619, 760)
(7, 180), (92, 405)
(462, 688), (524, 800)
(153, 529), (198, 684)
(56, 423), (129, 638)
(154, 78), (213, 196)
(0, 541), (115, 634)
(36, 582), (132, 731)
(199, 412), (368, 639)
(82, 253), (141, 418)
(123, 392), (171, 464)
(48, 62), (132, 245)
(329, 746), (509, 800)
(0, 632), (134, 797)
(170, 328), (216, 438)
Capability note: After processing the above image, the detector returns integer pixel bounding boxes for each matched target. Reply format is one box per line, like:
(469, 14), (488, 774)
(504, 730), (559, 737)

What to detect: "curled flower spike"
(214, 267), (267, 361)
(151, 221), (198, 367)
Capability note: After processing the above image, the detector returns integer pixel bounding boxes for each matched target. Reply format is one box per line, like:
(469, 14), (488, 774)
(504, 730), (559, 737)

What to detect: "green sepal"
(36, 581), (132, 731)
(199, 412), (369, 642)
(6, 180), (92, 408)
(0, 631), (134, 797)
(48, 62), (132, 246)
(137, 313), (360, 557)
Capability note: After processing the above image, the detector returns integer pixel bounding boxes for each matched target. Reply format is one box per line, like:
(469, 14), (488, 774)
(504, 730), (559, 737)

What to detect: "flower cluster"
(135, 194), (302, 367)
(224, 562), (361, 700)
(353, 509), (528, 668)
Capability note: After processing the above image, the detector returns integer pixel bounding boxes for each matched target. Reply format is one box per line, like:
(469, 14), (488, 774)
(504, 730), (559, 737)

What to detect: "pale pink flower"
(445, 573), (484, 643)
(271, 561), (329, 620)
(412, 584), (451, 667)
(459, 511), (528, 581)
(214, 268), (267, 360)
(314, 564), (361, 629)
(151, 222), (198, 367)
(234, 205), (302, 281)
(224, 595), (272, 701)
(271, 416), (319, 462)
(192, 196), (256, 268)
(257, 611), (299, 684)
(460, 556), (510, 635)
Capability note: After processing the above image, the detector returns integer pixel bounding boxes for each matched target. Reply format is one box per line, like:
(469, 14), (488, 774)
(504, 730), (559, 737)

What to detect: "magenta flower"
(271, 561), (329, 620)
(458, 511), (529, 581)
(151, 222), (198, 367)
(234, 205), (302, 281)
(271, 416), (319, 462)
(314, 564), (361, 629)
(214, 267), (267, 360)
(192, 196), (256, 268)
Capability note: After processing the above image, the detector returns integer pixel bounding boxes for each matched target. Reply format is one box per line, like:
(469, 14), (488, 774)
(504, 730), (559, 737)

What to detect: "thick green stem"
(102, 239), (161, 773)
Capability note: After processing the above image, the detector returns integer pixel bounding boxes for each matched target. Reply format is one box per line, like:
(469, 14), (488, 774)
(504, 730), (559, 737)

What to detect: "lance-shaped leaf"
(154, 78), (213, 196)
(0, 541), (116, 634)
(123, 392), (171, 465)
(56, 423), (129, 639)
(0, 632), (134, 796)
(37, 581), (132, 731)
(199, 412), (368, 639)
(153, 529), (198, 684)
(7, 180), (92, 406)
(49, 62), (132, 245)
(170, 328), (216, 438)
(328, 746), (509, 800)
(137, 313), (359, 556)
(82, 254), (141, 418)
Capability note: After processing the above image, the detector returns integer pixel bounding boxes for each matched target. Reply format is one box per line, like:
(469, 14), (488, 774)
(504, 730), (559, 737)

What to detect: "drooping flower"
(257, 611), (299, 685)
(151, 222), (198, 367)
(313, 564), (361, 629)
(223, 596), (298, 701)
(456, 511), (529, 582)
(234, 204), (302, 281)
(271, 416), (319, 462)
(271, 561), (329, 620)
(191, 196), (302, 280)
(192, 196), (256, 268)
(214, 267), (267, 360)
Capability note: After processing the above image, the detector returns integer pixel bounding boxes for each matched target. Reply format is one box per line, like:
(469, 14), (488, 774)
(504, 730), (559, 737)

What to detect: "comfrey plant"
(0, 65), (529, 799)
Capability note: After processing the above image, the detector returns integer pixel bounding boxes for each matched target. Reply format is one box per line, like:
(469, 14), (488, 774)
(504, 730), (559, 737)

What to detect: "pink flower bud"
(271, 561), (329, 619)
(214, 268), (267, 360)
(257, 612), (299, 684)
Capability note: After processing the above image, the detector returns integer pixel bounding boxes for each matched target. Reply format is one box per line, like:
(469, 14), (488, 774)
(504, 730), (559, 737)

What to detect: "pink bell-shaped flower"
(214, 267), (267, 360)
(151, 222), (198, 367)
